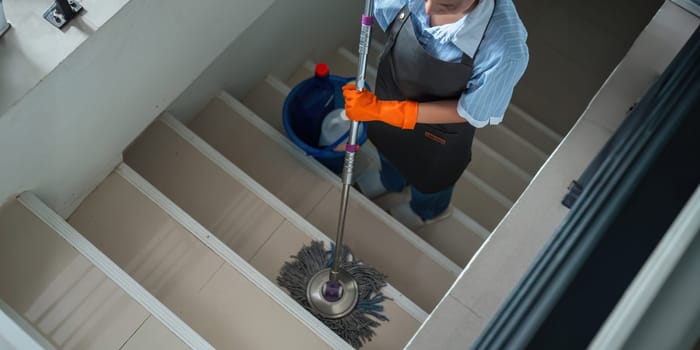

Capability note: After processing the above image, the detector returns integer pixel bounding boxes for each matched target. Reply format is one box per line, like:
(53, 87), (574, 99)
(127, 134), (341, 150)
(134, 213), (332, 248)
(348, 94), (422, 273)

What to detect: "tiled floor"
(120, 316), (189, 350)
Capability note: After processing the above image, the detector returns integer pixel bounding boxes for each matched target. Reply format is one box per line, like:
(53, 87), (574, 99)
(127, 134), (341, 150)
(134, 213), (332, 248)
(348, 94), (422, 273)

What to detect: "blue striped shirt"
(374, 0), (529, 127)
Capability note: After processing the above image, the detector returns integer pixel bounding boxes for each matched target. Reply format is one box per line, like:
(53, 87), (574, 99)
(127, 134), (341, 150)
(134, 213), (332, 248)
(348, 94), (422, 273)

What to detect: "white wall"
(0, 0), (275, 217)
(168, 0), (363, 122)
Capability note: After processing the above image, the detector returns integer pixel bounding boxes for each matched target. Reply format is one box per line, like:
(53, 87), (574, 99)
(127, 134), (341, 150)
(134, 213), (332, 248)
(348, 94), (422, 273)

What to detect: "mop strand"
(277, 241), (390, 348)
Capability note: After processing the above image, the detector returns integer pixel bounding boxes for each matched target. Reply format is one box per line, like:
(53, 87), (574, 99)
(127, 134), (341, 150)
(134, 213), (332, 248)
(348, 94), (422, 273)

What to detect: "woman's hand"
(342, 84), (418, 129)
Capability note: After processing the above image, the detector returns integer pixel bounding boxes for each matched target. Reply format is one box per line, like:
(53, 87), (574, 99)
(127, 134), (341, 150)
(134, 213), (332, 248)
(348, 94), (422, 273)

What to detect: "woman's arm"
(342, 84), (467, 129)
(416, 99), (467, 124)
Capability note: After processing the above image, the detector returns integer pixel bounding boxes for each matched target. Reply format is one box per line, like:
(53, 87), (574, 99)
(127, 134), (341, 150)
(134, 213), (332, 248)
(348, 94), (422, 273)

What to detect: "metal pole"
(329, 0), (374, 281)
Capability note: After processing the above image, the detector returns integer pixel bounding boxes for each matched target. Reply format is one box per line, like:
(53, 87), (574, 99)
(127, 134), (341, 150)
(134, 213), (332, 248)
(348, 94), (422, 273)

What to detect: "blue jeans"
(379, 154), (453, 220)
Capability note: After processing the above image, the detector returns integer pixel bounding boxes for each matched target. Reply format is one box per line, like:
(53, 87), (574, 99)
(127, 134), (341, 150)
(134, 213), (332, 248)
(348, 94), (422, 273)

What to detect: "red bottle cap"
(315, 63), (329, 77)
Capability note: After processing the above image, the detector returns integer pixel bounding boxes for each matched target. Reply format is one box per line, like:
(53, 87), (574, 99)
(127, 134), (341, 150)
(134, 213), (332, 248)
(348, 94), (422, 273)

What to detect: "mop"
(277, 1), (389, 348)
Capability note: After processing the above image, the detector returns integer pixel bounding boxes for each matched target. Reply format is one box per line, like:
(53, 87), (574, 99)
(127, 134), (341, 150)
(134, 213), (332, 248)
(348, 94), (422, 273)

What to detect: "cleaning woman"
(343, 0), (529, 229)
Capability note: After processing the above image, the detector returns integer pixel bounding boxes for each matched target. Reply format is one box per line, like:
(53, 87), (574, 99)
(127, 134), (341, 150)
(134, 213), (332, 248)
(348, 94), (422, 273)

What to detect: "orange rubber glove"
(342, 83), (418, 129)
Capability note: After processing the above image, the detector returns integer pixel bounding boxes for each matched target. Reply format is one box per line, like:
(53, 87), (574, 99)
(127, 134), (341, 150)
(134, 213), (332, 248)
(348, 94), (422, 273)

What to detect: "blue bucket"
(282, 75), (369, 174)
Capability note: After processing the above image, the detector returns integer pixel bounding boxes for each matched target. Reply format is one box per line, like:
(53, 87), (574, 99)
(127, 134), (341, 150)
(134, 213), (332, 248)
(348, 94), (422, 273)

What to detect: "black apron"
(369, 5), (479, 193)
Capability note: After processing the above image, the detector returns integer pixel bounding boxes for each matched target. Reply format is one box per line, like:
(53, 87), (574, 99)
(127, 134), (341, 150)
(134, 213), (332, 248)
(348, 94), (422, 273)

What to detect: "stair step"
(322, 47), (362, 79)
(122, 118), (423, 348)
(368, 182), (489, 267)
(289, 49), (379, 95)
(286, 61), (317, 88)
(67, 169), (345, 349)
(119, 316), (192, 350)
(188, 93), (462, 311)
(414, 208), (489, 267)
(503, 104), (562, 154)
(471, 140), (532, 202)
(453, 172), (511, 231)
(0, 298), (54, 350)
(332, 47), (379, 87)
(476, 123), (549, 176)
(242, 76), (289, 134)
(0, 196), (208, 349)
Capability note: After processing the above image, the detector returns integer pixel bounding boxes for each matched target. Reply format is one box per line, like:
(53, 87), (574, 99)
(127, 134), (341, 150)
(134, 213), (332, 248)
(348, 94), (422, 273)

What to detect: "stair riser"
(453, 175), (510, 231)
(476, 126), (548, 176)
(471, 141), (531, 202)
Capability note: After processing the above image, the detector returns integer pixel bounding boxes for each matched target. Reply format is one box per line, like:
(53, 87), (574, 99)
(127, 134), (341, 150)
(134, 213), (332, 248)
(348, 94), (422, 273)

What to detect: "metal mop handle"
(329, 0), (374, 281)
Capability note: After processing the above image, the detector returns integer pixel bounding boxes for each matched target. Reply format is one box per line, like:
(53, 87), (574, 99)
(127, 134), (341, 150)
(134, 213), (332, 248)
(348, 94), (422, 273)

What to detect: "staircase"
(0, 37), (562, 350)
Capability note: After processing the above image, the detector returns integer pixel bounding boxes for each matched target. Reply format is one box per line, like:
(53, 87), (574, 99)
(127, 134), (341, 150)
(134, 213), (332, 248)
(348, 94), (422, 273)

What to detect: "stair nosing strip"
(462, 170), (514, 210)
(159, 113), (429, 323)
(506, 104), (563, 144)
(303, 60), (316, 72)
(217, 88), (462, 277)
(17, 192), (216, 350)
(115, 164), (352, 349)
(451, 207), (491, 240)
(0, 298), (56, 350)
(265, 75), (291, 95)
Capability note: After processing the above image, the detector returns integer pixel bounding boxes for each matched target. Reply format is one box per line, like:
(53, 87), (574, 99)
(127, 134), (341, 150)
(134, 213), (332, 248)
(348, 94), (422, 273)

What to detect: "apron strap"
(387, 5), (411, 45)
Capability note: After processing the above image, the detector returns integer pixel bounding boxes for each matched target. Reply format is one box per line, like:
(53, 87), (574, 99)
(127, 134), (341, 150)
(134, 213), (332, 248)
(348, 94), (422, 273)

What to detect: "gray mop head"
(277, 240), (389, 348)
